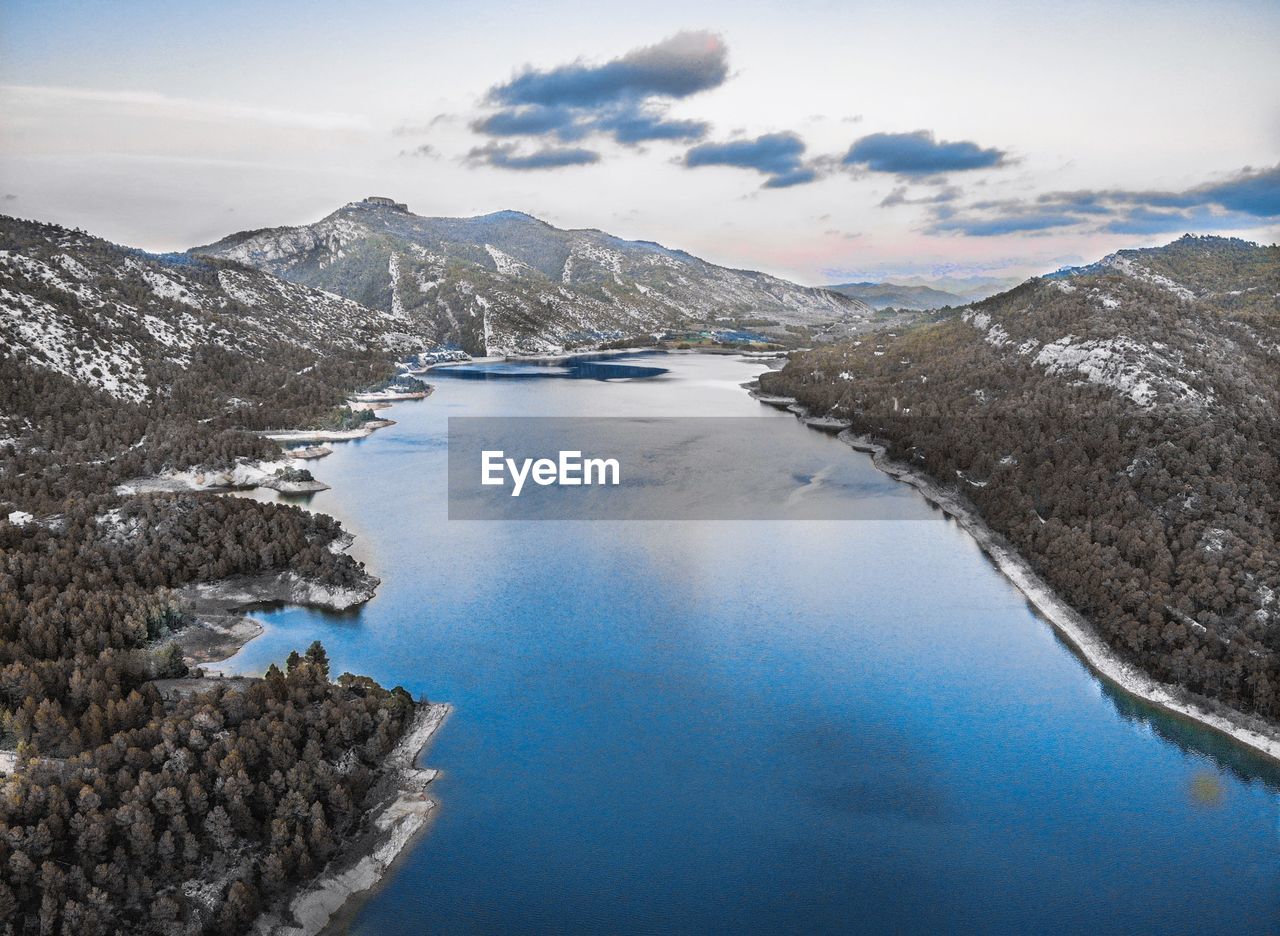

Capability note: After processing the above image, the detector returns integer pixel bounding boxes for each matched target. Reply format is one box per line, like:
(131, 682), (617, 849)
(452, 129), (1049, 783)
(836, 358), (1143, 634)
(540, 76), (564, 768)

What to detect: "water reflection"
(1098, 674), (1280, 792)
(218, 351), (1280, 935)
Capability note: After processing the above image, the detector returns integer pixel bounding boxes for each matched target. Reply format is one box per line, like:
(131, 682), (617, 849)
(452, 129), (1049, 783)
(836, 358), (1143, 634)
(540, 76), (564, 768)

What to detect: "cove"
(216, 352), (1280, 934)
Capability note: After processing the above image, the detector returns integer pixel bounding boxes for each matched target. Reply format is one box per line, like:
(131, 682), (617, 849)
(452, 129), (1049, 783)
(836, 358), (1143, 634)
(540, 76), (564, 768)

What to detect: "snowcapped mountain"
(192, 197), (873, 355)
(0, 215), (428, 404)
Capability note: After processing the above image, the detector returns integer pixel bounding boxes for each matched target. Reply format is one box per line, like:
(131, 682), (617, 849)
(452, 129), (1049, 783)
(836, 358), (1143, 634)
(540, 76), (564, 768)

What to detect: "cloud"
(399, 143), (439, 159)
(926, 163), (1280, 236)
(466, 142), (600, 170)
(470, 32), (725, 158)
(880, 185), (963, 207)
(487, 31), (728, 109)
(0, 84), (367, 131)
(472, 103), (707, 144)
(473, 105), (584, 140)
(683, 132), (819, 189)
(594, 110), (708, 144)
(929, 210), (1081, 237)
(844, 130), (1007, 177)
(764, 167), (818, 189)
(1195, 164), (1280, 216)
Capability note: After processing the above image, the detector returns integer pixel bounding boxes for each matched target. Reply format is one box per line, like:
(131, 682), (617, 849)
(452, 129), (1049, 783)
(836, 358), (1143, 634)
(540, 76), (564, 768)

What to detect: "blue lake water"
(220, 352), (1280, 934)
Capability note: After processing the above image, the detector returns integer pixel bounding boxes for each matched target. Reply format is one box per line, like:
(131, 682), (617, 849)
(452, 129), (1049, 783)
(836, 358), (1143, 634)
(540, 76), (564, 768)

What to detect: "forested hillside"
(0, 215), (425, 513)
(763, 235), (1280, 720)
(0, 216), (428, 933)
(193, 197), (874, 355)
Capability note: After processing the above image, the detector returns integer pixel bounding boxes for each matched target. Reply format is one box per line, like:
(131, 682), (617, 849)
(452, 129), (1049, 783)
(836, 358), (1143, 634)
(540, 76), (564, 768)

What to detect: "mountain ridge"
(0, 213), (427, 406)
(192, 197), (875, 355)
(825, 280), (968, 311)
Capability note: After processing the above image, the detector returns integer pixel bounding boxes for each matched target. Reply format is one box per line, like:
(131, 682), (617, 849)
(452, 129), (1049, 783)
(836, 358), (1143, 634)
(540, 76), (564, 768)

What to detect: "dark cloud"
(764, 167), (818, 189)
(1040, 164), (1280, 221)
(466, 142), (600, 170)
(473, 103), (707, 145)
(683, 132), (820, 189)
(473, 105), (584, 140)
(1196, 164), (1280, 216)
(1099, 206), (1204, 235)
(470, 32), (725, 160)
(844, 130), (1007, 177)
(921, 163), (1280, 237)
(487, 31), (727, 109)
(929, 211), (1082, 237)
(595, 110), (708, 144)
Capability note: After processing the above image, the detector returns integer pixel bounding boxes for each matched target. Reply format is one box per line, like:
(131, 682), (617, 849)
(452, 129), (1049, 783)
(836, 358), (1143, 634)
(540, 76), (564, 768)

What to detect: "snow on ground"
(1101, 255), (1196, 301)
(115, 459), (297, 495)
(485, 244), (526, 277)
(1034, 336), (1157, 406)
(0, 287), (149, 400)
(388, 254), (405, 317)
(140, 268), (201, 307)
(216, 269), (268, 307)
(1030, 335), (1215, 408)
(962, 309), (1014, 349)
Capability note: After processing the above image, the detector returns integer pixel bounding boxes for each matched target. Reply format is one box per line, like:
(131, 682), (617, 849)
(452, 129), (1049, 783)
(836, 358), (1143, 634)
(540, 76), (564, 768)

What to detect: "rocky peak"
(353, 196), (409, 212)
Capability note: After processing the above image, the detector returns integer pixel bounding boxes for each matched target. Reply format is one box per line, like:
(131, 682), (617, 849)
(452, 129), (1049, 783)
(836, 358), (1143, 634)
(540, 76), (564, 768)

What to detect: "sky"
(1, 0), (1278, 286)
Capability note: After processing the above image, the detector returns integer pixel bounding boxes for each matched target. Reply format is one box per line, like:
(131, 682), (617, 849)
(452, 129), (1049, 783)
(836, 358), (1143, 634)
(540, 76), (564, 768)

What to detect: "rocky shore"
(170, 567), (380, 665)
(749, 385), (1280, 766)
(263, 420), (396, 444)
(116, 458), (331, 495)
(252, 703), (451, 936)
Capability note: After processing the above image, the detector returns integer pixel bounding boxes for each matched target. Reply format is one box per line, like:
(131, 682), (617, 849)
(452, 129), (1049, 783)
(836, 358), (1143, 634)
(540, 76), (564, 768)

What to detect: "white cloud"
(0, 84), (369, 131)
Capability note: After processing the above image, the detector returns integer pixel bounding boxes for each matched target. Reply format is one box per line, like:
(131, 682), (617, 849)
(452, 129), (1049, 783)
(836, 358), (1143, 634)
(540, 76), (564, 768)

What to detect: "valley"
(1, 207), (1278, 934)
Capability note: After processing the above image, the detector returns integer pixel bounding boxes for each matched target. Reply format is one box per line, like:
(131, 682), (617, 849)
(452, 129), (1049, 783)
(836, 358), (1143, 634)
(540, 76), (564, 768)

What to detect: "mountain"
(825, 281), (967, 310)
(0, 214), (426, 407)
(192, 197), (873, 355)
(761, 234), (1280, 725)
(0, 213), (430, 510)
(0, 218), (433, 936)
(894, 273), (1025, 303)
(947, 236), (1277, 409)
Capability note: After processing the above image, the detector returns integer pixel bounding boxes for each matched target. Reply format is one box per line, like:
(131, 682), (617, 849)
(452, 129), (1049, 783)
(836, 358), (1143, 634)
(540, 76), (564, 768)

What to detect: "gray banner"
(446, 416), (924, 520)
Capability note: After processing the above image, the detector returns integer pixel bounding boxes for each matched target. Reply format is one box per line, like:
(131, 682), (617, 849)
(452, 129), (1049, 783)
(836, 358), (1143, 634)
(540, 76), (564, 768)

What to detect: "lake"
(218, 351), (1280, 934)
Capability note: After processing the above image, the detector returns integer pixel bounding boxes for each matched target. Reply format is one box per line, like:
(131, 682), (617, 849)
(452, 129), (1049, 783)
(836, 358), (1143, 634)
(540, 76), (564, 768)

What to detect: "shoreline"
(748, 386), (1280, 766)
(116, 458), (332, 496)
(157, 389), (450, 931)
(262, 419), (396, 444)
(172, 565), (379, 666)
(171, 400), (412, 667)
(253, 702), (452, 936)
